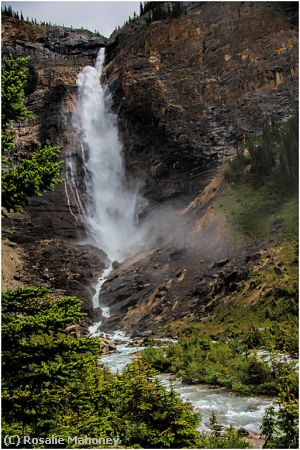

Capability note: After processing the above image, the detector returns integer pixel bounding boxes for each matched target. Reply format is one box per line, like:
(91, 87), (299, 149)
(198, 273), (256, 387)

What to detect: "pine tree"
(1, 55), (63, 211)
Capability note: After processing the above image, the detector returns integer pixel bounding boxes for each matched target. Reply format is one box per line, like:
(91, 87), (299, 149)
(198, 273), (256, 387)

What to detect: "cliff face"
(98, 1), (298, 335)
(2, 4), (298, 334)
(104, 1), (298, 202)
(2, 16), (108, 311)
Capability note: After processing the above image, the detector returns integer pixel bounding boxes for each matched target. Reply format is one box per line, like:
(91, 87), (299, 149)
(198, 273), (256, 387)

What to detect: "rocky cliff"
(2, 16), (108, 312)
(2, 3), (298, 334)
(99, 1), (298, 335)
(104, 1), (298, 202)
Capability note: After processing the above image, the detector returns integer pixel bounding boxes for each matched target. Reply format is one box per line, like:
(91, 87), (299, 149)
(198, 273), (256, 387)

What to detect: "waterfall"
(72, 48), (145, 262)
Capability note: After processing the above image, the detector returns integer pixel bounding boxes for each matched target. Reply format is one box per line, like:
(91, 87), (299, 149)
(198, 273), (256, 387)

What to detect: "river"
(100, 336), (274, 437)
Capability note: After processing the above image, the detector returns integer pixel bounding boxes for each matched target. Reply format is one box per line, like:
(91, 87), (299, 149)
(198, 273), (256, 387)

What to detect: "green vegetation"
(1, 54), (63, 211)
(142, 331), (298, 397)
(220, 116), (298, 241)
(2, 287), (202, 448)
(199, 414), (251, 448)
(1, 4), (23, 20)
(1, 55), (33, 129)
(114, 2), (187, 33)
(2, 145), (63, 211)
(141, 2), (186, 23)
(262, 390), (298, 448)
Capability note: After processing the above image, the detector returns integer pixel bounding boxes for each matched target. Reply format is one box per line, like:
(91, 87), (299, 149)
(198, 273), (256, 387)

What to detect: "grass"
(217, 181), (298, 242)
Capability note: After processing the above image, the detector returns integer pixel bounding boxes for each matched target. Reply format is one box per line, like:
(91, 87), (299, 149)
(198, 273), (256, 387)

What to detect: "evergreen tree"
(1, 55), (63, 211)
(2, 286), (202, 448)
(261, 388), (299, 448)
(140, 2), (144, 15)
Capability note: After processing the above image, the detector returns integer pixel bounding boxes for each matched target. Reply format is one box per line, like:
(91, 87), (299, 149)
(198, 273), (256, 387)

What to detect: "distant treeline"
(1, 5), (101, 35)
(141, 1), (186, 22)
(114, 2), (186, 33)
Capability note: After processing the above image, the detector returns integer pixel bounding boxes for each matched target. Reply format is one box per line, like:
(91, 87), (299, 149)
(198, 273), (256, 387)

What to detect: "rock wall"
(97, 1), (298, 334)
(2, 16), (108, 310)
(1, 3), (298, 330)
(103, 1), (298, 202)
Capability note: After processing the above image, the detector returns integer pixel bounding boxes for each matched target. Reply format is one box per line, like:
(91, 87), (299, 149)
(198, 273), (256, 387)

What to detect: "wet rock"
(139, 330), (153, 338)
(92, 307), (103, 321)
(112, 260), (120, 269)
(100, 338), (117, 354)
(238, 427), (250, 437)
(127, 339), (144, 347)
(246, 252), (262, 262)
(211, 258), (230, 269)
(150, 161), (168, 179)
(192, 285), (209, 297)
(170, 248), (186, 259)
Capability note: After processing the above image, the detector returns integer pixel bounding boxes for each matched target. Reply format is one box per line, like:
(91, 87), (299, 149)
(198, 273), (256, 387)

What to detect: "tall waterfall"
(73, 48), (144, 261)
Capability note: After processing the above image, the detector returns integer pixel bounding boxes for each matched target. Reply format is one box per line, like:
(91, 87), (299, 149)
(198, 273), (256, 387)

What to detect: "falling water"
(73, 48), (145, 262)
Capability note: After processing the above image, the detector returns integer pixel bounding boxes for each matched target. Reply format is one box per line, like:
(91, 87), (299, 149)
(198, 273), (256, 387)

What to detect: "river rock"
(238, 427), (250, 436)
(100, 338), (117, 354)
(112, 260), (121, 269)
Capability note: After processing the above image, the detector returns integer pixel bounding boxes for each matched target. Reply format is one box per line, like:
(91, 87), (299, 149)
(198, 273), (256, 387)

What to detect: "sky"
(2, 1), (140, 37)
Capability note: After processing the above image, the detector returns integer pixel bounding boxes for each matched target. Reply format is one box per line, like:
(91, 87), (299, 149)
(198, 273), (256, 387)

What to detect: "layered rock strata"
(104, 1), (298, 201)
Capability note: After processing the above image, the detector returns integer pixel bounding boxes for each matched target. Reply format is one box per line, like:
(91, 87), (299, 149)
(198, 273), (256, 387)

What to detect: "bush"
(142, 331), (298, 397)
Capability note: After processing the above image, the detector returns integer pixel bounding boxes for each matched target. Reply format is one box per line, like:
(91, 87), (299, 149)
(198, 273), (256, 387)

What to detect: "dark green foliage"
(113, 360), (201, 448)
(142, 331), (298, 397)
(116, 2), (186, 32)
(2, 287), (201, 448)
(221, 116), (298, 241)
(2, 54), (63, 211)
(2, 145), (63, 211)
(261, 390), (299, 448)
(1, 55), (33, 127)
(1, 5), (20, 20)
(226, 116), (298, 193)
(143, 1), (186, 24)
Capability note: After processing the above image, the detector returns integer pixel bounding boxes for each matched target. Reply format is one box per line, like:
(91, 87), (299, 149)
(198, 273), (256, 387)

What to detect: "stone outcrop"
(103, 1), (298, 202)
(2, 16), (107, 308)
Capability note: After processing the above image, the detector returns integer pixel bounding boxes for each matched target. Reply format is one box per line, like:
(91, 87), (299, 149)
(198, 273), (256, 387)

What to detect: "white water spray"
(73, 48), (145, 261)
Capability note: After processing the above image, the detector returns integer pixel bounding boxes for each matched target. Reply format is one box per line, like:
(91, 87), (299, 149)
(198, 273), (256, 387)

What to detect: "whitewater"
(73, 48), (145, 261)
